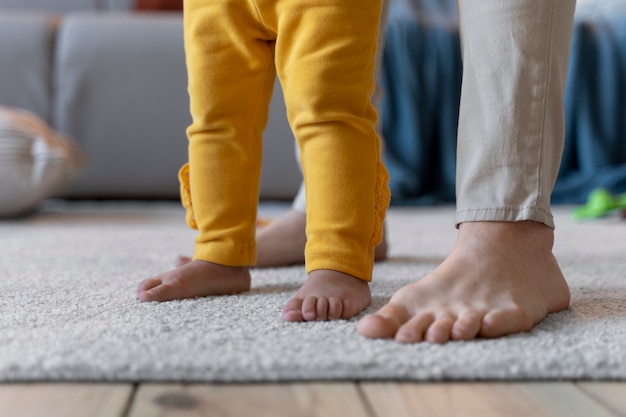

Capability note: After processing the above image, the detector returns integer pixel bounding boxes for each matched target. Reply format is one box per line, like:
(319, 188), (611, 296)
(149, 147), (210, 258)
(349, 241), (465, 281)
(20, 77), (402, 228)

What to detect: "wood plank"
(361, 382), (619, 417)
(578, 382), (626, 416)
(0, 384), (133, 417)
(129, 383), (372, 417)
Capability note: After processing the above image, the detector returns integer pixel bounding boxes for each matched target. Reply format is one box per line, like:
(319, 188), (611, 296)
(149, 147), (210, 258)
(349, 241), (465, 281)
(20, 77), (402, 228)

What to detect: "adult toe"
(357, 303), (410, 340)
(480, 306), (534, 338)
(395, 312), (435, 344)
(425, 314), (456, 344)
(451, 310), (484, 341)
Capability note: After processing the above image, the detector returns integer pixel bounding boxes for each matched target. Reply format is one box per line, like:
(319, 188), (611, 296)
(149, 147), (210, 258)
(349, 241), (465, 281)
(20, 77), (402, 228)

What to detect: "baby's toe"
(302, 296), (318, 321)
(315, 297), (329, 321)
(282, 297), (305, 322)
(137, 277), (162, 302)
(139, 282), (180, 302)
(137, 277), (161, 293)
(328, 297), (344, 320)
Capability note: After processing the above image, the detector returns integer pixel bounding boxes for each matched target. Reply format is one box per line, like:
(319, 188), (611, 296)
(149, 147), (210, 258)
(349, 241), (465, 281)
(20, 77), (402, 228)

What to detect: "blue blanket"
(382, 0), (626, 205)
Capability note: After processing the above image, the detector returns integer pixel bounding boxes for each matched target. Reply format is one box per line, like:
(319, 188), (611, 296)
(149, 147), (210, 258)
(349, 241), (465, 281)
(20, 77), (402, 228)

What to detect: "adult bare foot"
(137, 260), (250, 302)
(175, 208), (388, 268)
(282, 269), (372, 321)
(357, 221), (570, 344)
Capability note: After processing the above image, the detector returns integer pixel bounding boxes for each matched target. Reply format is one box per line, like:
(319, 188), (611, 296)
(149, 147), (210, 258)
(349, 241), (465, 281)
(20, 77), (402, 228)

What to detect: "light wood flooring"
(1, 382), (625, 416)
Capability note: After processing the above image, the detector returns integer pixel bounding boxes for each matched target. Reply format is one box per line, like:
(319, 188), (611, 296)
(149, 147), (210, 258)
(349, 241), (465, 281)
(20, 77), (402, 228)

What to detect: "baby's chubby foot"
(282, 269), (371, 321)
(137, 260), (251, 302)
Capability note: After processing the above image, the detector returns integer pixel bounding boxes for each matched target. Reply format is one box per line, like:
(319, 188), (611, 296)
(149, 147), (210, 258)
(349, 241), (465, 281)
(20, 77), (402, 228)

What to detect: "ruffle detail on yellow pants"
(178, 163), (198, 230)
(370, 161), (391, 248)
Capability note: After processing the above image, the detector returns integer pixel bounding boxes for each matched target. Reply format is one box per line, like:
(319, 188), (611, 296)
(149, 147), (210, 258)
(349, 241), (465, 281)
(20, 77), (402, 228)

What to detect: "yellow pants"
(180, 0), (390, 281)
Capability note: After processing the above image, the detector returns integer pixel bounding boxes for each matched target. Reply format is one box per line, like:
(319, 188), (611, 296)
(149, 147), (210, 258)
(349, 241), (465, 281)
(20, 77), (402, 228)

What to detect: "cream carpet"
(1, 200), (625, 382)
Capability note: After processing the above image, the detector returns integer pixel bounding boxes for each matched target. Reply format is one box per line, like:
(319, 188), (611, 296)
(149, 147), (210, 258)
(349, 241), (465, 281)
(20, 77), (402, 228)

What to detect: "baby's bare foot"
(176, 209), (387, 268)
(137, 260), (250, 302)
(358, 221), (570, 344)
(282, 269), (371, 322)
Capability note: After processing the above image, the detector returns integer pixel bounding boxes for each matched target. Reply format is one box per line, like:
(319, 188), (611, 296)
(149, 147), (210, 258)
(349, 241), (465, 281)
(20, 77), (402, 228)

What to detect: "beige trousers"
(455, 0), (576, 228)
(294, 0), (577, 230)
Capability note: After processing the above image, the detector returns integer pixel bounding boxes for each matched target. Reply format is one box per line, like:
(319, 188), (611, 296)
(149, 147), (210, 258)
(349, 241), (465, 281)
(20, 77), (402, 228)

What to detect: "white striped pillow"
(0, 106), (87, 217)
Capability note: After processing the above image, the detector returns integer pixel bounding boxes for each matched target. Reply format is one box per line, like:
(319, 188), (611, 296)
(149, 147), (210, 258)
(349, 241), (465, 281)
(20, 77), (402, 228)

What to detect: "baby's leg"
(138, 261), (250, 302)
(175, 208), (387, 268)
(177, 0), (391, 271)
(255, 185), (388, 268)
(256, 210), (389, 267)
(138, 0), (276, 302)
(271, 0), (389, 321)
(264, 0), (390, 271)
(358, 0), (576, 342)
(174, 209), (307, 268)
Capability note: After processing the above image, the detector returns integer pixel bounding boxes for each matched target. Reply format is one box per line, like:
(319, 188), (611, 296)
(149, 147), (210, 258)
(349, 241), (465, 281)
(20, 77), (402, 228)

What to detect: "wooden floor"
(0, 382), (625, 416)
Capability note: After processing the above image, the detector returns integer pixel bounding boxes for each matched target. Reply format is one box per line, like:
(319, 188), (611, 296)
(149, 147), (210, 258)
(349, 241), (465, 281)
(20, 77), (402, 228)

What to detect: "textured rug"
(1, 200), (625, 382)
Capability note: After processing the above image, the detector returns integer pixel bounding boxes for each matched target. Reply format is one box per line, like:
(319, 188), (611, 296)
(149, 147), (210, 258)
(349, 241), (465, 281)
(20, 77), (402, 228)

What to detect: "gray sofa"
(0, 0), (302, 200)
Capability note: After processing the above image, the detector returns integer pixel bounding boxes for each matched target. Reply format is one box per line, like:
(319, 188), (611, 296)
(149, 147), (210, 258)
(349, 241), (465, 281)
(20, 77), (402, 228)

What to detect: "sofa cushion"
(53, 12), (190, 198)
(0, 106), (86, 218)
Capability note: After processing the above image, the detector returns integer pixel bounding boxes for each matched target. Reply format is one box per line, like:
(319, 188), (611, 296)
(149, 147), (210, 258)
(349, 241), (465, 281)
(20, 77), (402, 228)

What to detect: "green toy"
(571, 188), (626, 221)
